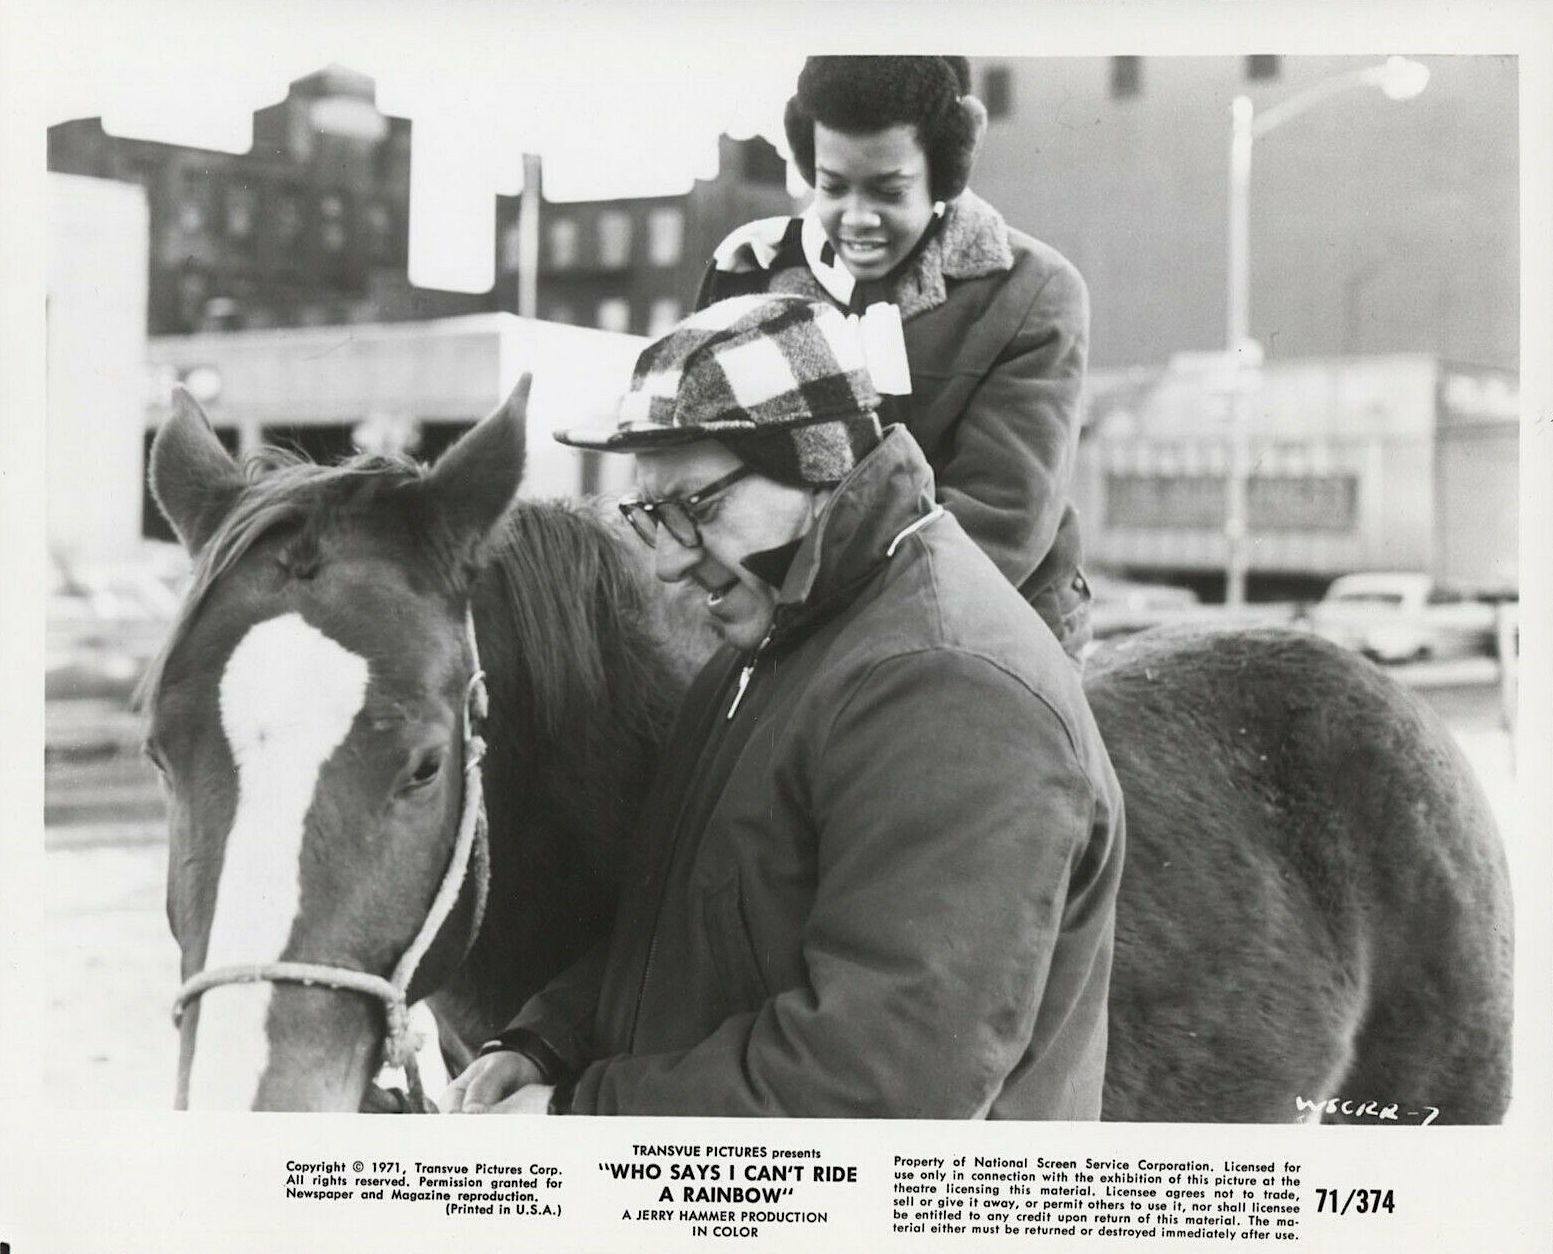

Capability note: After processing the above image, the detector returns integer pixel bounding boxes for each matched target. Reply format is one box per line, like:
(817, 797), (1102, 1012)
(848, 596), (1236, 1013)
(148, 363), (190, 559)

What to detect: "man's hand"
(442, 1049), (543, 1113)
(488, 1083), (556, 1114)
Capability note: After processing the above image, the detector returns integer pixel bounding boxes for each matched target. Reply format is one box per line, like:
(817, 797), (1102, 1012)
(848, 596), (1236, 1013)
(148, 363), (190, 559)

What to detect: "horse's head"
(145, 381), (528, 1110)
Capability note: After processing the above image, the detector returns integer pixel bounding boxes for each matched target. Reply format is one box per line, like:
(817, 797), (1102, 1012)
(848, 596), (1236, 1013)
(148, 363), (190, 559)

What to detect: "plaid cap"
(555, 295), (883, 486)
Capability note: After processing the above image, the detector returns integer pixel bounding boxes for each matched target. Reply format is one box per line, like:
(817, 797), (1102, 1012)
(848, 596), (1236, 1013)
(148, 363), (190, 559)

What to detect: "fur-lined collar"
(767, 188), (1013, 322)
(896, 188), (1014, 318)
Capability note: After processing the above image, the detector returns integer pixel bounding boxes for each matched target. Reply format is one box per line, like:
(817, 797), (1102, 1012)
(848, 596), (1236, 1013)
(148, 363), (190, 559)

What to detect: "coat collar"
(889, 188), (1015, 320)
(768, 426), (941, 643)
(778, 189), (1014, 322)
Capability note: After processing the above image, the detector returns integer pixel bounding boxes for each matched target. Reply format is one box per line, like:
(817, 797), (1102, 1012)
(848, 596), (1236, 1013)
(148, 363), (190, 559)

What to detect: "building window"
(648, 298), (682, 336)
(599, 210), (633, 269)
(1109, 56), (1143, 100)
(501, 222), (523, 272)
(1250, 475), (1358, 533)
(274, 192), (304, 248)
(1105, 473), (1358, 533)
(178, 169), (213, 235)
(177, 267), (207, 328)
(320, 194), (347, 253)
(982, 65), (1013, 119)
(647, 208), (684, 267)
(1106, 473), (1221, 530)
(225, 187), (255, 239)
(548, 218), (579, 269)
(363, 203), (393, 258)
(596, 298), (631, 333)
(200, 296), (242, 333)
(1245, 55), (1282, 82)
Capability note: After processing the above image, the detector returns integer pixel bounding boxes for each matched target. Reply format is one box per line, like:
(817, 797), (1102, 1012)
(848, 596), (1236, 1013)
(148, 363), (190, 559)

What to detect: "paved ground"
(41, 678), (1529, 1114)
(46, 842), (180, 1109)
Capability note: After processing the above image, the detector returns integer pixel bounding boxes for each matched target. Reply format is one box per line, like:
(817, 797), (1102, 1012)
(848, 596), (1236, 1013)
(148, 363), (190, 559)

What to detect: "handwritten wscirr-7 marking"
(1296, 1096), (1440, 1123)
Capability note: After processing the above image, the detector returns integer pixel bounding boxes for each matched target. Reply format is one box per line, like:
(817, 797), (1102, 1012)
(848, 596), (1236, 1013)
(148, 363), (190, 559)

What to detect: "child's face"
(811, 122), (937, 282)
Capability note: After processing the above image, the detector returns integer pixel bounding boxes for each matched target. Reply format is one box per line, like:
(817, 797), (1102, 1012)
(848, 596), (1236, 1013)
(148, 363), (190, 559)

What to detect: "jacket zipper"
(726, 627), (773, 720)
(628, 632), (771, 1046)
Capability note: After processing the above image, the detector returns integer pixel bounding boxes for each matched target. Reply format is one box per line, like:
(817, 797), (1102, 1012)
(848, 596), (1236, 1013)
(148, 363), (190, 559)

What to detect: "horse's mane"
(473, 500), (696, 880)
(479, 499), (684, 744)
(137, 448), (446, 716)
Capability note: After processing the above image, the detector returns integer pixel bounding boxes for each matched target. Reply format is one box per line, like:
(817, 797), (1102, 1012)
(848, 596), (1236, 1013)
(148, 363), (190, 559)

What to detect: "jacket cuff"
(547, 1074), (579, 1115)
(477, 1027), (569, 1086)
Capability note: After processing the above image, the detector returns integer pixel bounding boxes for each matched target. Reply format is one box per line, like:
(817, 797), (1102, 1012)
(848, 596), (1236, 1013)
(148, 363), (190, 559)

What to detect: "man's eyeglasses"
(618, 465), (754, 549)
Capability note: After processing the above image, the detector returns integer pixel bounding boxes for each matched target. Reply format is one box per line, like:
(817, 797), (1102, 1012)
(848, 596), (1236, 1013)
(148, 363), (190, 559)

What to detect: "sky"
(13, 0), (1553, 314)
(29, 0), (806, 292)
(24, 0), (1553, 302)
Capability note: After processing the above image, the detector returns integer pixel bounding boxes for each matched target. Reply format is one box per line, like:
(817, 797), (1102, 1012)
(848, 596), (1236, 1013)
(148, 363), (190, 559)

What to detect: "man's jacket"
(509, 427), (1125, 1117)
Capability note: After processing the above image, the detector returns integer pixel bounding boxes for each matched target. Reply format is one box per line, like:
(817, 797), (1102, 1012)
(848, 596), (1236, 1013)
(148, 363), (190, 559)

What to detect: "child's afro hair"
(784, 56), (985, 203)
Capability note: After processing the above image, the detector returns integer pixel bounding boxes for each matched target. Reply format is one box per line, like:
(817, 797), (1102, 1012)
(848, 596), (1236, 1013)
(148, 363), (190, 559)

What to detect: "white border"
(4, 3), (1550, 1252)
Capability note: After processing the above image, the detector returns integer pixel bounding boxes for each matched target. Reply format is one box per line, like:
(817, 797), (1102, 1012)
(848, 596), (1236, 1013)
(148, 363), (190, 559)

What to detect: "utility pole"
(1220, 58), (1429, 607)
(517, 153), (542, 320)
(1224, 96), (1254, 608)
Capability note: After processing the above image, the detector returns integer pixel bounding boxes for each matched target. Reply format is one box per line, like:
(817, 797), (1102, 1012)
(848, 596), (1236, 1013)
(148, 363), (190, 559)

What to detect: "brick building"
(48, 65), (488, 335)
(492, 133), (794, 336)
(48, 68), (794, 340)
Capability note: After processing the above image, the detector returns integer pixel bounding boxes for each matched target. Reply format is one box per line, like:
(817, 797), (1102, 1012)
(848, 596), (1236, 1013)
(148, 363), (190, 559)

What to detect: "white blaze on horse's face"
(184, 612), (369, 1110)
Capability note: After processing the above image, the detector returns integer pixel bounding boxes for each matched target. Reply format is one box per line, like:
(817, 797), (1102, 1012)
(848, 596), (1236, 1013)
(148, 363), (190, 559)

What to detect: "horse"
(142, 383), (1514, 1119)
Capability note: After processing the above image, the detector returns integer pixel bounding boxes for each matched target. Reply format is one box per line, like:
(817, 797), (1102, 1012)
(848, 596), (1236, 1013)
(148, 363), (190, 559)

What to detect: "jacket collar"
(768, 426), (941, 643)
(797, 201), (946, 311)
(888, 188), (1015, 320)
(779, 189), (1012, 322)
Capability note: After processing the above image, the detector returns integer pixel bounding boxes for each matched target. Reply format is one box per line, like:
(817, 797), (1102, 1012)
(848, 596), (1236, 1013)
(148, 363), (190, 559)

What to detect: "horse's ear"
(149, 388), (246, 556)
(423, 374), (529, 550)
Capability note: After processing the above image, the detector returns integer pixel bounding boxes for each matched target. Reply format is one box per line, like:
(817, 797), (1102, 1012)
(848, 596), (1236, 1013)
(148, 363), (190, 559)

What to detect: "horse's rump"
(1089, 628), (1513, 1123)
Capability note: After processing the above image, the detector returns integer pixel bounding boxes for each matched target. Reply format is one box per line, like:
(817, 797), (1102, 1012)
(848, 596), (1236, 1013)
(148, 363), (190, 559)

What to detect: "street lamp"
(1222, 56), (1430, 607)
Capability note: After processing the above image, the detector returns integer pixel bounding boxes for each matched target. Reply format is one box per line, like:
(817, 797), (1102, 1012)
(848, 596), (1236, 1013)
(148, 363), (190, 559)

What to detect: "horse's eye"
(400, 751), (444, 794)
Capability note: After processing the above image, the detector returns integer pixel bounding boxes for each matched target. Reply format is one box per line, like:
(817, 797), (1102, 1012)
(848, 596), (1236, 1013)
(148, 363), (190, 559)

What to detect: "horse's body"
(146, 389), (1513, 1119)
(1089, 628), (1511, 1120)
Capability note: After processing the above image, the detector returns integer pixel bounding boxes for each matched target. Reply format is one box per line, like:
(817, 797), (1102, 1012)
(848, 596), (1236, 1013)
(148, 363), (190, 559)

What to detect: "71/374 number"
(1316, 1188), (1395, 1215)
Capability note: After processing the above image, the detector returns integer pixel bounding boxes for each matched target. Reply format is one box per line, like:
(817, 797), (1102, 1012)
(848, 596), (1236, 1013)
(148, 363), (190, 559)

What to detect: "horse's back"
(1087, 627), (1513, 1123)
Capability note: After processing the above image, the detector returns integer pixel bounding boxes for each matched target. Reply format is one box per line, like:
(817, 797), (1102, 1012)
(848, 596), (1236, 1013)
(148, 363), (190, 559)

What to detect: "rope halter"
(172, 609), (491, 1112)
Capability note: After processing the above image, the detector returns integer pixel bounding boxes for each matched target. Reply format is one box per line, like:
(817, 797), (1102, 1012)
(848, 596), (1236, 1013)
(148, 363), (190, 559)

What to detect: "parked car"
(1307, 572), (1498, 664)
(1087, 571), (1206, 645)
(1087, 571), (1202, 614)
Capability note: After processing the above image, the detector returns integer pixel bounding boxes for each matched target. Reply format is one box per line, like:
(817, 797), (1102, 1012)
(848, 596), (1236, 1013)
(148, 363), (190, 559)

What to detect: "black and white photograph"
(3, 1), (1550, 1251)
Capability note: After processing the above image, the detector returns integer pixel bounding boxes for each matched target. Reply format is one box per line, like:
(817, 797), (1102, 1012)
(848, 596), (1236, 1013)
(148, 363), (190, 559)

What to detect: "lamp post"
(517, 153), (543, 320)
(1222, 56), (1430, 606)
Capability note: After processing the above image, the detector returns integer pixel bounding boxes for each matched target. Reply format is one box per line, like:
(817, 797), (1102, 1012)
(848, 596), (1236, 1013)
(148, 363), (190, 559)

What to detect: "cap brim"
(553, 424), (707, 453)
(553, 417), (763, 453)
